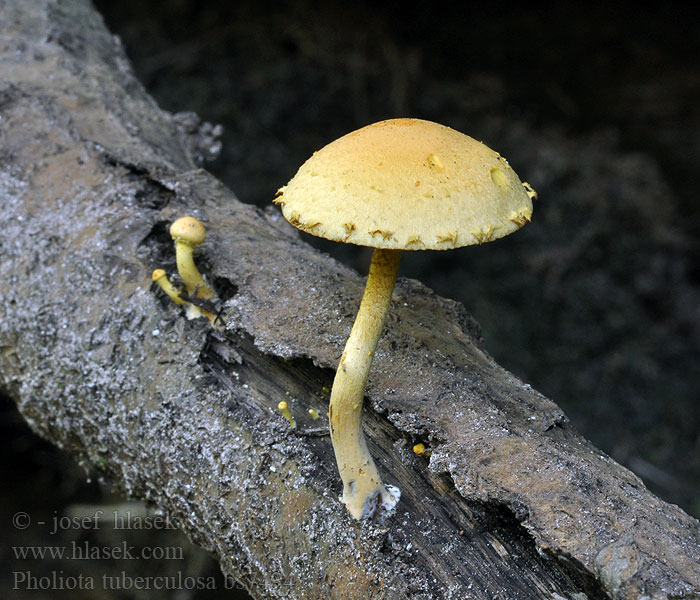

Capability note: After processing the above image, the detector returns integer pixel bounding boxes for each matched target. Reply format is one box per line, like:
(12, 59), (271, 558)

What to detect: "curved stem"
(152, 269), (187, 305)
(173, 243), (219, 326)
(329, 248), (402, 519)
(175, 242), (212, 298)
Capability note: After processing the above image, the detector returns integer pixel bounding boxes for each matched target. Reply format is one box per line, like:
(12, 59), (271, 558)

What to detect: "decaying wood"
(1, 1), (698, 598)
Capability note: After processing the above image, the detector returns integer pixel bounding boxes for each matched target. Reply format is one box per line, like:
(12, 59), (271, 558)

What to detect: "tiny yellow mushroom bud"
(152, 269), (187, 305)
(169, 216), (213, 299)
(412, 443), (431, 457)
(278, 401), (296, 429)
(308, 408), (321, 420)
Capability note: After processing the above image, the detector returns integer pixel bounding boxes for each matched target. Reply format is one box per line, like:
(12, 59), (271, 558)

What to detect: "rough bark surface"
(1, 1), (699, 599)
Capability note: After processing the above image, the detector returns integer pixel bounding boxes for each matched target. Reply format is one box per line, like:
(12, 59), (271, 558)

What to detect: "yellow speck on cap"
(274, 118), (534, 250)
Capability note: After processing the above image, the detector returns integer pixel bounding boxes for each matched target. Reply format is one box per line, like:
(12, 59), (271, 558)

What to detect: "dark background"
(3, 1), (699, 597)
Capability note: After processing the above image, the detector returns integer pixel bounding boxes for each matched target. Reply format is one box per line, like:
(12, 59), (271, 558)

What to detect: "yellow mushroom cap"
(152, 268), (167, 282)
(275, 118), (535, 250)
(170, 216), (207, 246)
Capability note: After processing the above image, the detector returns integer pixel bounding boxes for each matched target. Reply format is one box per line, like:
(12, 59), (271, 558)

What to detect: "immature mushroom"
(274, 118), (535, 519)
(152, 269), (187, 305)
(412, 443), (432, 457)
(154, 216), (220, 326)
(277, 401), (296, 429)
(169, 216), (213, 299)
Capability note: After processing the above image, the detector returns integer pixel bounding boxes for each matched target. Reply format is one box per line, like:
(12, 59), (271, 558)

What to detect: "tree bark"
(1, 1), (698, 598)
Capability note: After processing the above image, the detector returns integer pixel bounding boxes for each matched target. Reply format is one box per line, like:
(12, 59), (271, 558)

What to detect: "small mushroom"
(278, 401), (296, 429)
(275, 118), (534, 519)
(152, 216), (219, 326)
(412, 443), (431, 457)
(169, 216), (213, 299)
(152, 269), (187, 305)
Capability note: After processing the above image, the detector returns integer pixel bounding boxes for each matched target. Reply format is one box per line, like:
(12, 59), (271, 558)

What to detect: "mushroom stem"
(330, 247), (402, 519)
(174, 241), (213, 299)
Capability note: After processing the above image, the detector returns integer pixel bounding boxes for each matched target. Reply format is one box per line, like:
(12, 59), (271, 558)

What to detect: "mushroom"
(278, 401), (296, 429)
(152, 268), (187, 305)
(412, 443), (431, 457)
(151, 216), (220, 325)
(274, 118), (536, 519)
(170, 216), (213, 300)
